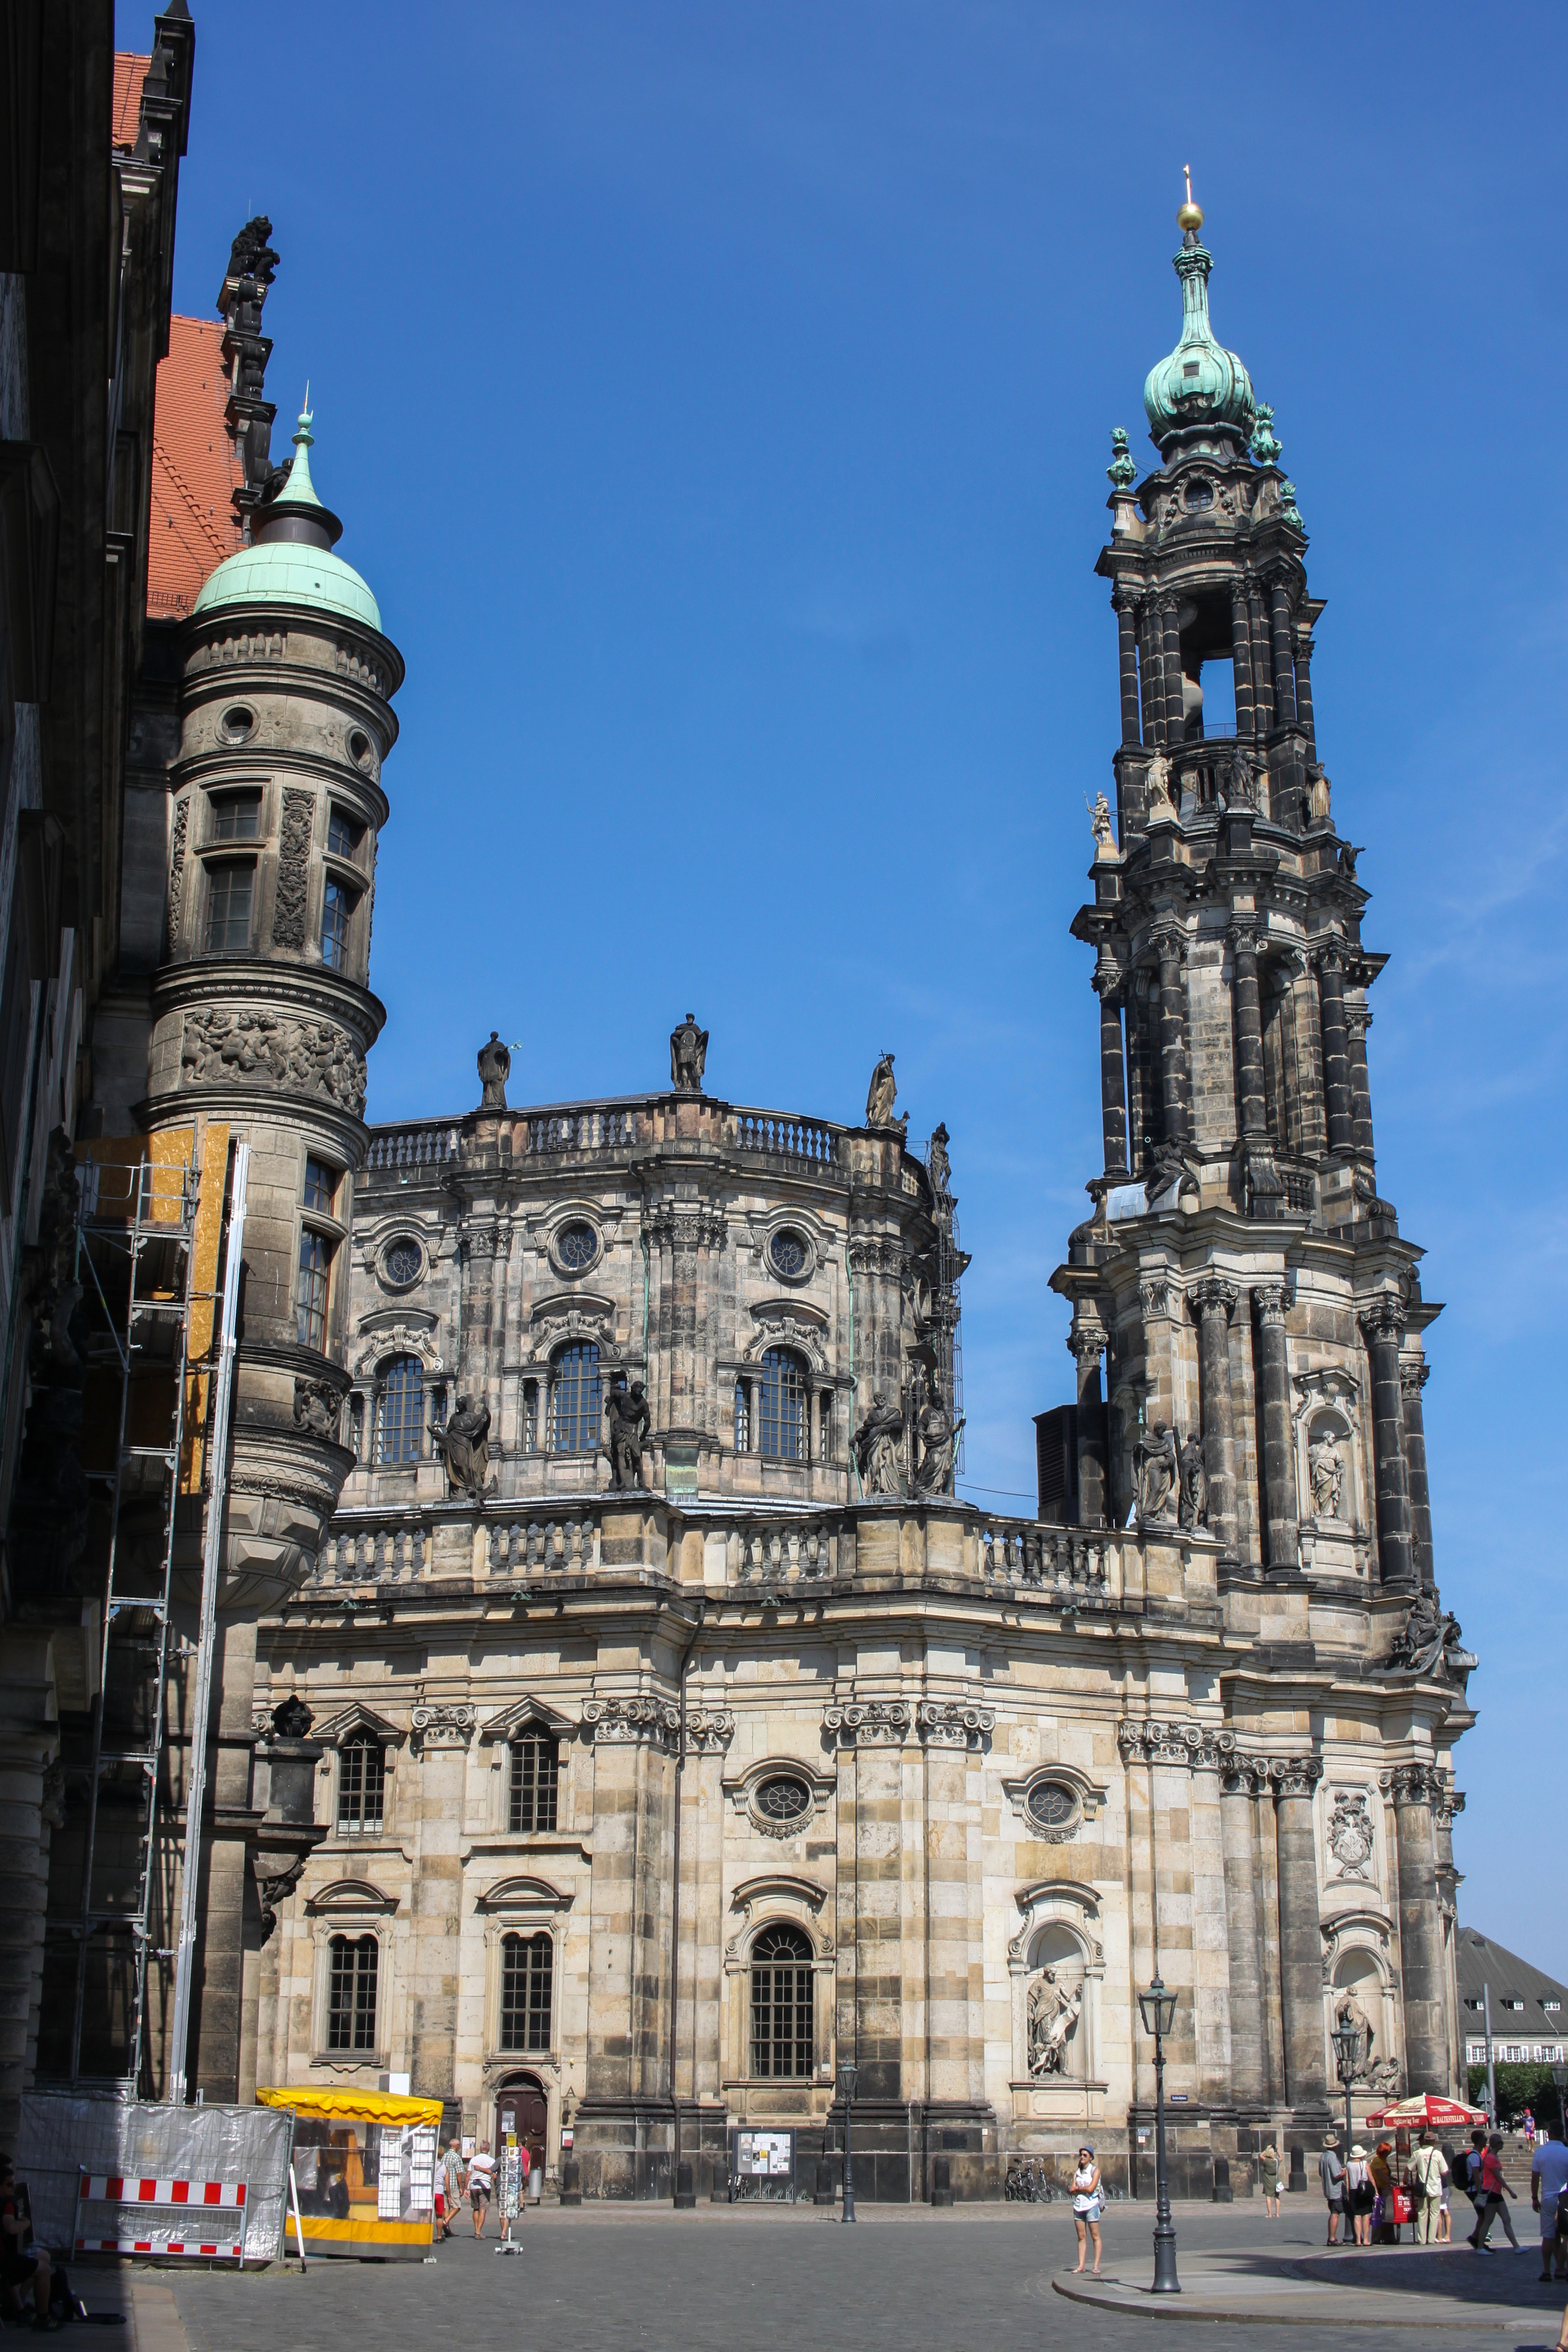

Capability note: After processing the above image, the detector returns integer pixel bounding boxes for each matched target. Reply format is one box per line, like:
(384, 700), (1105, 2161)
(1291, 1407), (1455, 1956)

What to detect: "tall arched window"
(549, 1341), (601, 1453)
(499, 1931), (554, 2053)
(327, 1933), (379, 2052)
(750, 1923), (813, 2077)
(337, 1736), (385, 1834)
(508, 1735), (558, 1833)
(377, 1354), (424, 1463)
(758, 1348), (808, 1462)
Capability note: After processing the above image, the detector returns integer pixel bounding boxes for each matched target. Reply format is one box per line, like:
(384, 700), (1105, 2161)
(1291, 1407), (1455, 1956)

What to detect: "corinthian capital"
(1251, 1281), (1291, 1327)
(1266, 1754), (1323, 1799)
(1399, 1357), (1431, 1399)
(1359, 1295), (1407, 1347)
(1383, 1760), (1443, 1808)
(1190, 1276), (1239, 1324)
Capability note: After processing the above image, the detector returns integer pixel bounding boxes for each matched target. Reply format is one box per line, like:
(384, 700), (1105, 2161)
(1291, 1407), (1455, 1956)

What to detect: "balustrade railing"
(729, 1110), (842, 1170)
(488, 1512), (601, 1574)
(516, 1107), (641, 1158)
(977, 1519), (1111, 1600)
(320, 1518), (427, 1581)
(729, 1518), (852, 1583)
(363, 1125), (460, 1177)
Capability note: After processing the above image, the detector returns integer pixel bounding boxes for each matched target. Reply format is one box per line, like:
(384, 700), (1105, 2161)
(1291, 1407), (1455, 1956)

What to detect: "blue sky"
(130, 2), (1567, 1973)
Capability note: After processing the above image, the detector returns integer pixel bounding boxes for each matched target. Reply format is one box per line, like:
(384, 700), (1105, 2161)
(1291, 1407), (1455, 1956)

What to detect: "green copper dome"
(1142, 200), (1255, 453)
(192, 403), (383, 633)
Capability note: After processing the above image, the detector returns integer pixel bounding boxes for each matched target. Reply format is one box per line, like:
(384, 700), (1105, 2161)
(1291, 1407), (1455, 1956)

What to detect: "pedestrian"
(1345, 2144), (1375, 2247)
(1525, 2109), (1537, 2152)
(439, 2138), (465, 2241)
(1459, 2127), (1489, 2240)
(1070, 2145), (1103, 2277)
(1409, 2131), (1448, 2244)
(1258, 2143), (1282, 2221)
(467, 2139), (495, 2238)
(1370, 2140), (1397, 2243)
(1533, 2124), (1568, 2282)
(1436, 2144), (1453, 2243)
(1472, 2132), (1522, 2252)
(1317, 2134), (1347, 2245)
(0, 2153), (53, 2331)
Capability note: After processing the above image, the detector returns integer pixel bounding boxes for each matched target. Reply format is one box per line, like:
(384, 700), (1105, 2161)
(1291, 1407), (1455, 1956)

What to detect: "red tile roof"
(112, 52), (149, 150)
(147, 317), (245, 620)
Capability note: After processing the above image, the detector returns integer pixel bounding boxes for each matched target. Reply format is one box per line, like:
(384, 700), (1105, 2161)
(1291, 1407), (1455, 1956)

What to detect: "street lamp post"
(1552, 2061), (1567, 2146)
(838, 2060), (859, 2224)
(1331, 2015), (1364, 2247)
(1137, 1974), (1180, 2295)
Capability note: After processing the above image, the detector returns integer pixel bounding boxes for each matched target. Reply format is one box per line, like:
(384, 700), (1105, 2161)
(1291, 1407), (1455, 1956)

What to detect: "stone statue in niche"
(1177, 1431), (1207, 1529)
(913, 1380), (963, 1498)
(1333, 1988), (1375, 2076)
(1328, 1789), (1375, 1878)
(477, 1031), (510, 1109)
(1309, 1428), (1344, 1520)
(1229, 746), (1260, 808)
(928, 1122), (951, 1198)
(1380, 1589), (1474, 1682)
(1134, 1422), (1179, 1522)
(669, 1014), (708, 1092)
(1087, 791), (1119, 860)
(433, 1393), (491, 1498)
(1026, 1967), (1083, 2077)
(1308, 765), (1333, 824)
(603, 1380), (651, 1490)
(853, 1392), (905, 1496)
(865, 1052), (899, 1130)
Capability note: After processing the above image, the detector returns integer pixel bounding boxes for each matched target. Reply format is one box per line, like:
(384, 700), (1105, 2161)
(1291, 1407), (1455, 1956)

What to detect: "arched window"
(376, 1354), (424, 1463)
(550, 1341), (601, 1453)
(508, 1735), (558, 1833)
(337, 1736), (384, 1835)
(499, 1931), (553, 2053)
(758, 1348), (808, 1462)
(327, 1934), (378, 2052)
(750, 1923), (813, 2078)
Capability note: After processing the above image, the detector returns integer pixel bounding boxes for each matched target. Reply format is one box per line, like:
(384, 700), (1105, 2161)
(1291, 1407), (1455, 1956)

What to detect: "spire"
(1142, 177), (1256, 453)
(250, 388), (344, 553)
(283, 392), (322, 509)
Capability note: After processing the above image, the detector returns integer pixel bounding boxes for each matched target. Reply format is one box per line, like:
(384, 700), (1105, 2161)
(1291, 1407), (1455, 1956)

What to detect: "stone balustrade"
(728, 1517), (852, 1583)
(362, 1123), (460, 1177)
(727, 1109), (843, 1172)
(975, 1518), (1113, 1604)
(514, 1105), (641, 1158)
(320, 1516), (428, 1581)
(488, 1511), (602, 1574)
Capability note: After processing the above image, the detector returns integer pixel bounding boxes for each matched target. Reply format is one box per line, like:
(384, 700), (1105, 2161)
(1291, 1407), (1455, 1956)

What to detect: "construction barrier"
(17, 2090), (292, 2262)
(75, 2175), (248, 2260)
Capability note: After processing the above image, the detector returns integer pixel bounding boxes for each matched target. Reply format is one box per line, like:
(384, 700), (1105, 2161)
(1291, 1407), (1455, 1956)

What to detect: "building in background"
(1457, 1929), (1568, 2073)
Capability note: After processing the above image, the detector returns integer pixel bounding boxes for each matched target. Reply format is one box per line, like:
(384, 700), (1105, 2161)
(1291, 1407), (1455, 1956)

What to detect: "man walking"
(1410, 2131), (1448, 2243)
(1318, 2133), (1348, 2245)
(439, 2139), (464, 2242)
(1534, 2124), (1568, 2282)
(1473, 2133), (1522, 2251)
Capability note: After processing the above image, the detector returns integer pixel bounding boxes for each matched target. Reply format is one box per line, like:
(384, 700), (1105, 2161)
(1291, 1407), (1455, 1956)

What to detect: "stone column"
(1115, 595), (1141, 745)
(1160, 600), (1185, 743)
(1219, 1764), (1268, 2106)
(458, 1221), (498, 1401)
(1229, 924), (1269, 1142)
(1153, 927), (1191, 1149)
(1190, 1278), (1239, 1555)
(848, 1232), (906, 1443)
(1269, 1757), (1328, 2109)
(1268, 581), (1298, 730)
(1294, 624), (1316, 756)
(1360, 1297), (1415, 1591)
(1248, 586), (1274, 733)
(1346, 1004), (1375, 1160)
(1251, 1286), (1299, 1572)
(1094, 970), (1128, 1177)
(405, 1705), (474, 2100)
(1229, 582), (1256, 739)
(1401, 1359), (1435, 1591)
(1190, 1751), (1235, 2106)
(1138, 603), (1160, 746)
(1068, 1320), (1108, 1528)
(192, 1614), (264, 2104)
(1390, 1763), (1451, 2096)
(1315, 948), (1355, 1153)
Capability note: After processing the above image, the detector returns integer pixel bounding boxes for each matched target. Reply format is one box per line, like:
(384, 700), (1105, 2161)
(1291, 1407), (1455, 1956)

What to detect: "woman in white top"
(466, 2141), (495, 2238)
(1071, 2146), (1103, 2276)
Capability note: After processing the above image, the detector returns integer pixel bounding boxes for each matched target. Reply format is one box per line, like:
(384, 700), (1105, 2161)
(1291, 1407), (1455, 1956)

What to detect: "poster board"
(728, 2128), (797, 2202)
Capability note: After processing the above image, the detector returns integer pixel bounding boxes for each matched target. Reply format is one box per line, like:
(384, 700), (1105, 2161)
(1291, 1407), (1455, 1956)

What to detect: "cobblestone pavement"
(161, 2202), (1568, 2352)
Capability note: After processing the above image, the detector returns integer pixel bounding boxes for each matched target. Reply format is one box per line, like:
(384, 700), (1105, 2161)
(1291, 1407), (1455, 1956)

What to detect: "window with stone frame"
(376, 1354), (425, 1465)
(549, 1340), (601, 1453)
(296, 1227), (334, 1350)
(326, 1933), (378, 2051)
(508, 1734), (558, 1834)
(521, 1380), (539, 1451)
(321, 876), (358, 971)
(499, 1931), (553, 2055)
(337, 1735), (385, 1834)
(758, 1348), (809, 1461)
(749, 1923), (813, 2077)
(733, 1380), (749, 1453)
(205, 857), (255, 953)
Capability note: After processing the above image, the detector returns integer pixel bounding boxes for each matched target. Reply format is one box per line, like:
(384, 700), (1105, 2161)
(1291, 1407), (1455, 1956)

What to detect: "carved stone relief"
(1327, 1788), (1375, 1879)
(180, 1009), (367, 1116)
(272, 787), (314, 948)
(166, 797), (189, 957)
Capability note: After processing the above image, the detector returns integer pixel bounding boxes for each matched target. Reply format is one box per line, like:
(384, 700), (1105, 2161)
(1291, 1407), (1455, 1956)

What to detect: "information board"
(728, 2128), (797, 2201)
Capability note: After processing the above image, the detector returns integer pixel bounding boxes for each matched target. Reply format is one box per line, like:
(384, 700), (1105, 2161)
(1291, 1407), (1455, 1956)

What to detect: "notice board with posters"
(728, 2129), (797, 2202)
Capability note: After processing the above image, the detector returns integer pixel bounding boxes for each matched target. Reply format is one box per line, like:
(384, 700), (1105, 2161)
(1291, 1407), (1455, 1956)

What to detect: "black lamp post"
(1137, 1974), (1180, 2295)
(838, 2060), (859, 2223)
(1331, 2016), (1363, 2247)
(1552, 2060), (1567, 2146)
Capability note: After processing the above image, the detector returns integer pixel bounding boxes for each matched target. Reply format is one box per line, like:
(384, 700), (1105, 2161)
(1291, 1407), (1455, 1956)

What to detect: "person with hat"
(1318, 2134), (1347, 2244)
(1258, 2142), (1283, 2221)
(1345, 2144), (1376, 2247)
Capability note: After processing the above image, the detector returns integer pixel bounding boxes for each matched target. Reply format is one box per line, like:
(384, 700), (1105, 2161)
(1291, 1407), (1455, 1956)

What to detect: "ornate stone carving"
(847, 1236), (904, 1277)
(853, 1393), (904, 1496)
(1252, 1282), (1291, 1326)
(1134, 1422), (1179, 1522)
(1177, 1430), (1207, 1529)
(477, 1030), (510, 1108)
(1380, 1760), (1444, 1807)
(1327, 1788), (1375, 1878)
(670, 1013), (708, 1091)
(745, 1308), (827, 1371)
(822, 1697), (912, 1747)
(255, 1856), (305, 1944)
(272, 787), (314, 949)
(293, 1375), (344, 1439)
(1117, 1719), (1236, 1771)
(1399, 1358), (1431, 1400)
(271, 1692), (314, 1738)
(582, 1694), (681, 1747)
(684, 1706), (736, 1754)
(1266, 1755), (1324, 1799)
(604, 1380), (650, 1490)
(864, 1051), (899, 1130)
(410, 1703), (475, 1752)
(180, 1010), (367, 1116)
(1189, 1276), (1239, 1323)
(433, 1394), (492, 1500)
(1026, 1967), (1083, 2076)
(1138, 1276), (1172, 1319)
(1433, 1784), (1465, 1828)
(1377, 1591), (1475, 1683)
(915, 1698), (995, 1747)
(166, 796), (189, 956)
(1359, 1294), (1407, 1347)
(351, 1325), (448, 1378)
(644, 1203), (727, 1253)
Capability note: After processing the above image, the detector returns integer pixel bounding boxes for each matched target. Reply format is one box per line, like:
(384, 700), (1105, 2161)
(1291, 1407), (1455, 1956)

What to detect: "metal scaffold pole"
(166, 1138), (248, 2107)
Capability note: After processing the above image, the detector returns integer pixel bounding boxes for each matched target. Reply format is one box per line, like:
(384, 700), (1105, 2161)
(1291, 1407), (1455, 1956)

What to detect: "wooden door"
(496, 2082), (548, 2190)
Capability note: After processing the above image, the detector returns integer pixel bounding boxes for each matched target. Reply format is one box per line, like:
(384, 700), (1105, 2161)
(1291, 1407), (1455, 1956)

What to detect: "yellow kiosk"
(257, 2087), (443, 2259)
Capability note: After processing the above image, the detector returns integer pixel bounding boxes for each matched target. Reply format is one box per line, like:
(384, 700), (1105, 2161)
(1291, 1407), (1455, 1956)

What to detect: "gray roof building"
(1457, 1927), (1568, 2069)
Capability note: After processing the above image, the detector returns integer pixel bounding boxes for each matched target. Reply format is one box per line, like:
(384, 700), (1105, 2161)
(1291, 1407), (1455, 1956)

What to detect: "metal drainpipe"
(669, 1592), (706, 2199)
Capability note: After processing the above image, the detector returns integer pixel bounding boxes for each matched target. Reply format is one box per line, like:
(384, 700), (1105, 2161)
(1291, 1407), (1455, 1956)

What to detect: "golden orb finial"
(1178, 162), (1203, 233)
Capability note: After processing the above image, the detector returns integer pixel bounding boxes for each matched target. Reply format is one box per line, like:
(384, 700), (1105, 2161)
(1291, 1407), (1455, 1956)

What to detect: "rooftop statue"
(928, 1122), (951, 1197)
(865, 1052), (898, 1129)
(225, 214), (278, 288)
(434, 1394), (491, 1500)
(1088, 791), (1119, 861)
(477, 1031), (510, 1110)
(854, 1391), (904, 1496)
(1135, 1422), (1179, 1523)
(670, 1013), (708, 1093)
(913, 1380), (963, 1498)
(604, 1381), (651, 1490)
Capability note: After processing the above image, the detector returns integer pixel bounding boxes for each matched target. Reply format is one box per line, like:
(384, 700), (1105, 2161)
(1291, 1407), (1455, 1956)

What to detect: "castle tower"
(143, 402), (403, 2094)
(1048, 191), (1458, 2107)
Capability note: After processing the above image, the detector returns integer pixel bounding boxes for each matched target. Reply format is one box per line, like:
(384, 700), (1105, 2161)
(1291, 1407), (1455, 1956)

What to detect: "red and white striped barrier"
(74, 2174), (248, 2260)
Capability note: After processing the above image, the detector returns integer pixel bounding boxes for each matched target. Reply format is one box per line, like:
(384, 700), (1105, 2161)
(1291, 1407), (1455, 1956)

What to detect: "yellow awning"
(257, 2085), (446, 2128)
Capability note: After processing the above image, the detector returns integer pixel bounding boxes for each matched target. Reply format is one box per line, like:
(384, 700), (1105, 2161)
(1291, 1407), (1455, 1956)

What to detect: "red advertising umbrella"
(1364, 2093), (1489, 2130)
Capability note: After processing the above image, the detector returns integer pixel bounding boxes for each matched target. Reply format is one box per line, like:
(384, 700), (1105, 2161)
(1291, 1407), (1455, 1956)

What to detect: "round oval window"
(557, 1222), (597, 1271)
(1026, 1781), (1076, 1831)
(220, 704), (255, 742)
(385, 1239), (421, 1285)
(769, 1229), (807, 1278)
(756, 1774), (812, 1823)
(348, 728), (373, 768)
(1183, 479), (1214, 511)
